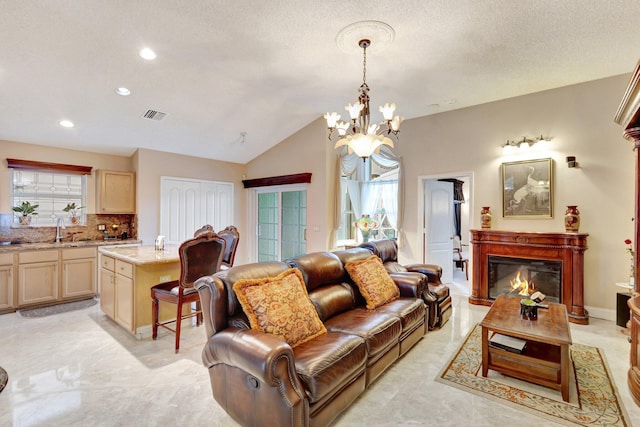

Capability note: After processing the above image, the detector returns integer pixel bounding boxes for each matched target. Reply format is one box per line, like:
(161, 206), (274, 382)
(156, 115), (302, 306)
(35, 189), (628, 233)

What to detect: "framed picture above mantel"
(502, 158), (553, 218)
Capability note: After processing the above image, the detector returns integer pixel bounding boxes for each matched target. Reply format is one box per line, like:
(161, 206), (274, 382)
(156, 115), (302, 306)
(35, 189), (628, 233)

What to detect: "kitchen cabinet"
(61, 247), (96, 299)
(96, 170), (136, 214)
(98, 254), (141, 333)
(98, 246), (180, 338)
(114, 259), (134, 331)
(0, 253), (14, 312)
(18, 250), (59, 306)
(99, 255), (116, 319)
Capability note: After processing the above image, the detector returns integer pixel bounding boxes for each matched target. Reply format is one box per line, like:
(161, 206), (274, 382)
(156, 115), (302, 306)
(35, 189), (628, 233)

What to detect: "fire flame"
(510, 271), (535, 296)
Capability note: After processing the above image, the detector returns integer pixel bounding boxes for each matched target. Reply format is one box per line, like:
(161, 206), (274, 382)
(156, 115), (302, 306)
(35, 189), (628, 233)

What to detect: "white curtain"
(361, 180), (398, 228)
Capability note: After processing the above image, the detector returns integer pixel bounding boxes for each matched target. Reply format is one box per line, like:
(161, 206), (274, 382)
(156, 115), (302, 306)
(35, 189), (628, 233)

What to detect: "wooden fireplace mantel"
(470, 229), (589, 324)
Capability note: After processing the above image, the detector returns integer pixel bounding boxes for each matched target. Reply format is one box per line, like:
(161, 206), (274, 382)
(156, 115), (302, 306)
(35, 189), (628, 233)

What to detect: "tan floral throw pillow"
(233, 268), (326, 348)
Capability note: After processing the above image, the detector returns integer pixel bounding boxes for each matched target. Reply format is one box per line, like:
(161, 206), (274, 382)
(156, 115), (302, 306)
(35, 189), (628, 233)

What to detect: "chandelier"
(325, 39), (403, 159)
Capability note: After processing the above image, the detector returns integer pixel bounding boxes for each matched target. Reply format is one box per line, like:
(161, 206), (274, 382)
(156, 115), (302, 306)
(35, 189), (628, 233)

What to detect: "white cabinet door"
(161, 177), (233, 245)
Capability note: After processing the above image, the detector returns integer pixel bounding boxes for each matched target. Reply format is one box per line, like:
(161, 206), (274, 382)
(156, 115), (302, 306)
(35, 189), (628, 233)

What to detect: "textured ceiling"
(2, 0), (640, 164)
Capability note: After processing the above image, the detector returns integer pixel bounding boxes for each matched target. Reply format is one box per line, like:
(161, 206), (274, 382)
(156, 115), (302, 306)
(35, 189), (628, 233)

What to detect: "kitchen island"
(98, 245), (181, 338)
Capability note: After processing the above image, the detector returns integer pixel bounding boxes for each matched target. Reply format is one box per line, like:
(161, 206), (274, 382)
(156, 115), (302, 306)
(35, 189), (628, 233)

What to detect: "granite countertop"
(0, 239), (142, 253)
(98, 245), (179, 265)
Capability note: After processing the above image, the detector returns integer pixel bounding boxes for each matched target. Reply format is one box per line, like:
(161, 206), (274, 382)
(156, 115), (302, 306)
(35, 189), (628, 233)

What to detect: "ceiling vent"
(142, 109), (167, 121)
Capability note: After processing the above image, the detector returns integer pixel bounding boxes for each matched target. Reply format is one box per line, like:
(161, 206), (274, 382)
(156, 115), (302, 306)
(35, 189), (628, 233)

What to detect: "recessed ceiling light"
(139, 47), (156, 60)
(115, 87), (131, 96)
(59, 120), (74, 128)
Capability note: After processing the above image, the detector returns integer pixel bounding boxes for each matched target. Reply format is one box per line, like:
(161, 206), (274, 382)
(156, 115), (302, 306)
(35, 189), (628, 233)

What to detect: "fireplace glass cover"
(488, 255), (561, 303)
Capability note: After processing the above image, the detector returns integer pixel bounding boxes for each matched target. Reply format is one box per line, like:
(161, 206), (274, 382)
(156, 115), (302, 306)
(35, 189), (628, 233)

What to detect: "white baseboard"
(585, 306), (615, 322)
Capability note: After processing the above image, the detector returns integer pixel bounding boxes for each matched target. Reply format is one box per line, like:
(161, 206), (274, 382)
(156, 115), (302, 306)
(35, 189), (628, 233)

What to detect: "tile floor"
(0, 270), (639, 426)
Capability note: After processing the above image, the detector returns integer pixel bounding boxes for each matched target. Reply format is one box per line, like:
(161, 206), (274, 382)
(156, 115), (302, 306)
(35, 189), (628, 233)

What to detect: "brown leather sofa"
(360, 239), (452, 329)
(194, 247), (428, 427)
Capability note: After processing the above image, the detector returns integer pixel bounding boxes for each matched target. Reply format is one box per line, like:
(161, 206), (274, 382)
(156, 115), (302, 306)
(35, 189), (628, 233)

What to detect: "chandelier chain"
(362, 44), (367, 84)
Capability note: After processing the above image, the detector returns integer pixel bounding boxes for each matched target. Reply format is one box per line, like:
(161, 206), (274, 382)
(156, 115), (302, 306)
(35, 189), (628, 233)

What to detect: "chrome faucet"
(56, 217), (66, 243)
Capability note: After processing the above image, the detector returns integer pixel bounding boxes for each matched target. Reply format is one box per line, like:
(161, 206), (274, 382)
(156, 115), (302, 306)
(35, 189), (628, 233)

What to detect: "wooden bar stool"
(150, 231), (226, 352)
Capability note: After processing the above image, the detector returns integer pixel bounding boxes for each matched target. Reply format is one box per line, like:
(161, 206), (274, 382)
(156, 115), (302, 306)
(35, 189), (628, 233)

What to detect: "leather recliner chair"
(360, 239), (452, 329)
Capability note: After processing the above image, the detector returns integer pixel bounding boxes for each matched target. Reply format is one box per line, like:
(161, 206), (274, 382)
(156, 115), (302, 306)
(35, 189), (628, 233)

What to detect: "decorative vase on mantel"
(564, 205), (580, 232)
(480, 206), (492, 229)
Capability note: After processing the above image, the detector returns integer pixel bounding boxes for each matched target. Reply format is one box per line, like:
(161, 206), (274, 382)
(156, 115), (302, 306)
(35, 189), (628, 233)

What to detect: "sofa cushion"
(344, 256), (400, 309)
(325, 310), (401, 358)
(307, 283), (357, 322)
(373, 298), (426, 337)
(293, 331), (367, 404)
(233, 268), (327, 348)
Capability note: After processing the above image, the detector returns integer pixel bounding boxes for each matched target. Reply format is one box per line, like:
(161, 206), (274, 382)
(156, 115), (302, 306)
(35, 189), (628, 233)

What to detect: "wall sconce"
(566, 156), (578, 168)
(502, 135), (552, 154)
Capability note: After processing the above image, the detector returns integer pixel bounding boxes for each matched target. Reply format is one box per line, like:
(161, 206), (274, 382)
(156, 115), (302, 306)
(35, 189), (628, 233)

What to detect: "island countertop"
(98, 244), (179, 265)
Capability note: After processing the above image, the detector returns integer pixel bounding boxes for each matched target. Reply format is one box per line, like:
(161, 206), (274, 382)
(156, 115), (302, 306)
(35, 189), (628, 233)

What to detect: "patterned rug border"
(436, 324), (631, 427)
(17, 298), (97, 318)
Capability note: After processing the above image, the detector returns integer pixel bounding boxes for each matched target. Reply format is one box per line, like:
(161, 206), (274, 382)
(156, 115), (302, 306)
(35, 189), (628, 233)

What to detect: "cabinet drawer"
(0, 253), (13, 265)
(115, 259), (133, 278)
(63, 247), (96, 260)
(19, 250), (58, 264)
(100, 255), (115, 271)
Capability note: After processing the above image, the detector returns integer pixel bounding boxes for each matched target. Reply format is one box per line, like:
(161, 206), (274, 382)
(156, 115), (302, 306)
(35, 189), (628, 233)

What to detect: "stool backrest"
(179, 232), (226, 289)
(217, 225), (240, 268)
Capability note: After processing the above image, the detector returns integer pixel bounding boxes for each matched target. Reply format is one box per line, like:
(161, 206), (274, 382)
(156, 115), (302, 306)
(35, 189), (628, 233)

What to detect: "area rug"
(18, 298), (97, 318)
(436, 324), (631, 426)
(0, 366), (7, 393)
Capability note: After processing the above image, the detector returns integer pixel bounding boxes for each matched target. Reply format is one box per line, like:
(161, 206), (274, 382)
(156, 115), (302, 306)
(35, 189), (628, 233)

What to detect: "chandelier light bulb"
(379, 103), (396, 121)
(336, 121), (349, 136)
(324, 112), (341, 128)
(390, 116), (404, 131)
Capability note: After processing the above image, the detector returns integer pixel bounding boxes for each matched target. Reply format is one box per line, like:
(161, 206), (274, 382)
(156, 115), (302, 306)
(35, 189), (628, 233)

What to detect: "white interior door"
(424, 180), (454, 283)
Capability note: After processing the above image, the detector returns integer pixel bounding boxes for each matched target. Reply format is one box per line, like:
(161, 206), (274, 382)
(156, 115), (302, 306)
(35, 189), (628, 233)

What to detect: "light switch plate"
(97, 224), (106, 231)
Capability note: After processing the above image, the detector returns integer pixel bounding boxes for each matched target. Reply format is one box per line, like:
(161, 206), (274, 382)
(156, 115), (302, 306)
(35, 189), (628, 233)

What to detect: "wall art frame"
(502, 157), (553, 218)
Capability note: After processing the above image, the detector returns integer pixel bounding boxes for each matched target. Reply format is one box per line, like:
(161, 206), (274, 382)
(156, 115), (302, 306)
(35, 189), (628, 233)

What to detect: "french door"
(256, 187), (306, 261)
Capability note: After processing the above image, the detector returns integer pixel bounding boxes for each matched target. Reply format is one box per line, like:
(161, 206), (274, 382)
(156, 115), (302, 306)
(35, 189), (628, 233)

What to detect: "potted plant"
(12, 201), (39, 225)
(62, 202), (84, 225)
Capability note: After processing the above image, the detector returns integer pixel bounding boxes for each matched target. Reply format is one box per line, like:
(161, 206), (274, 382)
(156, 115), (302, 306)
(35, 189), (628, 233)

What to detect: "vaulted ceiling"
(2, 1), (640, 164)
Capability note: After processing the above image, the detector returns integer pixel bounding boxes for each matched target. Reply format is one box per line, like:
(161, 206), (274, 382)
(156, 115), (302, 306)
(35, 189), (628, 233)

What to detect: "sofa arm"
(405, 264), (442, 285)
(195, 274), (229, 338)
(203, 328), (299, 383)
(203, 328), (308, 426)
(389, 272), (426, 299)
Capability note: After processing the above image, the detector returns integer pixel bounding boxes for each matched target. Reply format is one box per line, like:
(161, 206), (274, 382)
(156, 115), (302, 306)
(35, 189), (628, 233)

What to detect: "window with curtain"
(335, 146), (401, 246)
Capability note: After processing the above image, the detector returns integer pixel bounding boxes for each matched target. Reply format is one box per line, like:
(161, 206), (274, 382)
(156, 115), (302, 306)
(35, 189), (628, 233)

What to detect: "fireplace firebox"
(470, 229), (588, 324)
(488, 255), (561, 303)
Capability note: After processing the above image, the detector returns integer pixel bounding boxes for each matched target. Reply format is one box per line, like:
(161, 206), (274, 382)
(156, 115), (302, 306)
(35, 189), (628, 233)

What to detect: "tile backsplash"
(0, 214), (137, 243)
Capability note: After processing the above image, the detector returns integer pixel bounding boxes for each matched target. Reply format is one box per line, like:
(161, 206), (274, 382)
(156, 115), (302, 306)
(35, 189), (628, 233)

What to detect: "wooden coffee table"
(480, 295), (573, 402)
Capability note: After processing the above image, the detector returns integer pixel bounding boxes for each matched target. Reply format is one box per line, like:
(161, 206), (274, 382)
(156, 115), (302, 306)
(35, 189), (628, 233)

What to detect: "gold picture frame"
(502, 158), (553, 218)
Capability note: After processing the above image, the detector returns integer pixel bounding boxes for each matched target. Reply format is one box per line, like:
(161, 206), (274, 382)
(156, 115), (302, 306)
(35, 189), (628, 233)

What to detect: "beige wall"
(246, 74), (634, 317)
(0, 140), (132, 214)
(245, 118), (331, 255)
(133, 148), (247, 260)
(1, 74), (634, 316)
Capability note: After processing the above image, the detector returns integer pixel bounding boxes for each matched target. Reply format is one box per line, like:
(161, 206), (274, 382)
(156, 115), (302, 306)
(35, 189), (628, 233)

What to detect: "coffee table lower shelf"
(482, 329), (570, 402)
